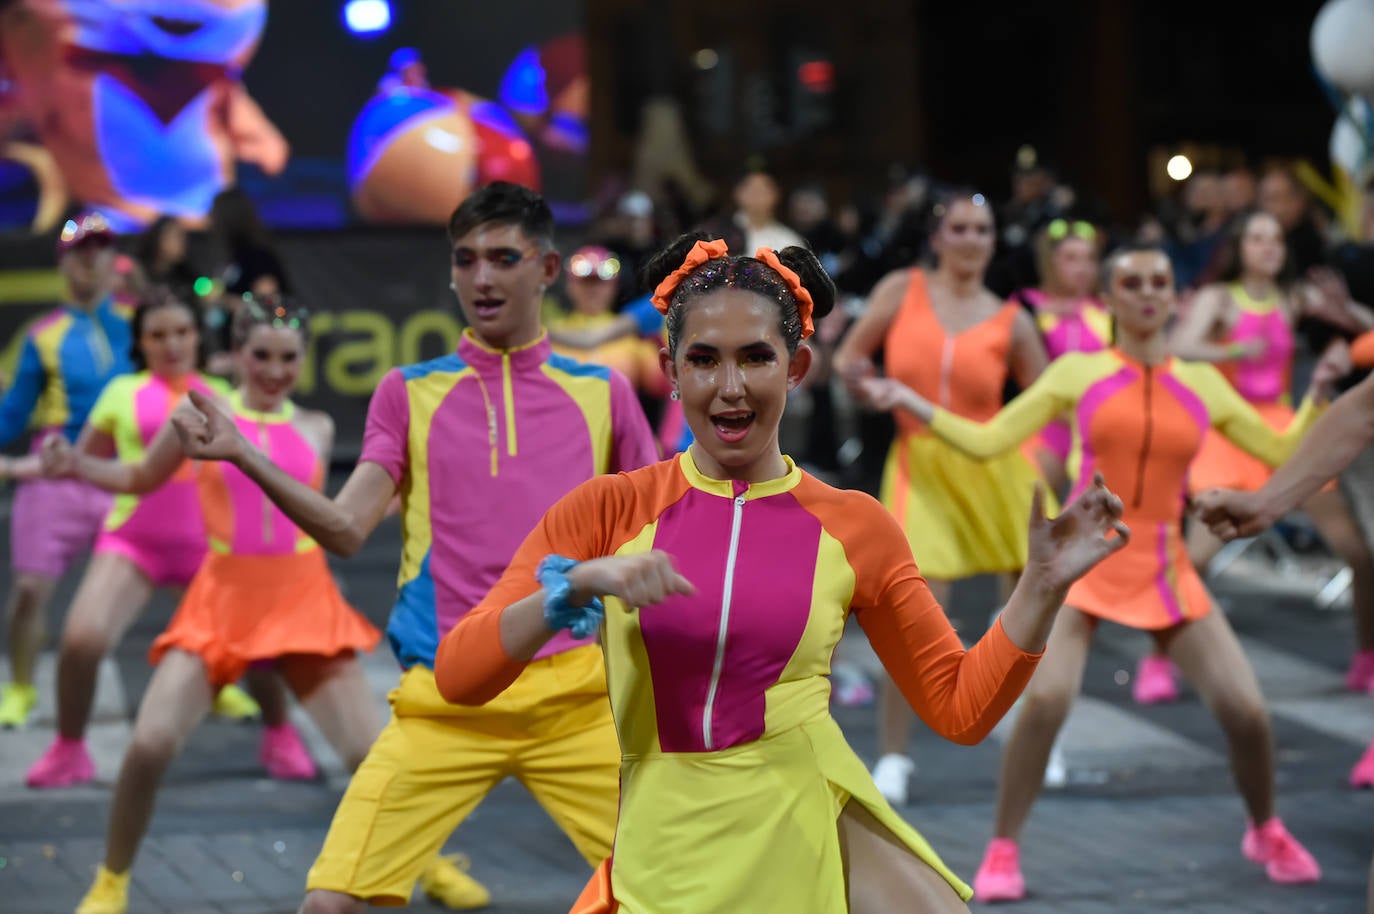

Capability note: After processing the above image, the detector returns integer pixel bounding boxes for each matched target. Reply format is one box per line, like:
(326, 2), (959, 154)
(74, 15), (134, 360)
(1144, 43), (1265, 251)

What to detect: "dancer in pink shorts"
(24, 286), (313, 787)
(0, 214), (132, 728)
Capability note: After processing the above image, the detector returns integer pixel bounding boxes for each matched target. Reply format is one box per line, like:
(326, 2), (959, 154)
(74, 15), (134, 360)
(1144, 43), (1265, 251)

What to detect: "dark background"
(584, 0), (1333, 224)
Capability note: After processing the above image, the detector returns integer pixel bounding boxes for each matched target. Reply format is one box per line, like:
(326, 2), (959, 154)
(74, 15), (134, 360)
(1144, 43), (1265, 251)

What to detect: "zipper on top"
(1132, 365), (1153, 508)
(702, 492), (746, 750)
(472, 373), (499, 477)
(501, 353), (517, 456)
(257, 419), (274, 544)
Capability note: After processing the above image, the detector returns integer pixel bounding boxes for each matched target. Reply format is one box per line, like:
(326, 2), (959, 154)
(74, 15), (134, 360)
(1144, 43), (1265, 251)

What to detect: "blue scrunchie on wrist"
(536, 555), (604, 639)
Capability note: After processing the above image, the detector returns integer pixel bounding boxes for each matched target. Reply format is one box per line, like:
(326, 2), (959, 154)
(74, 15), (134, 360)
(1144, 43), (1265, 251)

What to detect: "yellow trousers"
(306, 646), (619, 905)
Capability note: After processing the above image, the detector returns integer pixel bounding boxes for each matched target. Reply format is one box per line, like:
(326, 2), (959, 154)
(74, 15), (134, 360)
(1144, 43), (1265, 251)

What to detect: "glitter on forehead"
(670, 258), (795, 311)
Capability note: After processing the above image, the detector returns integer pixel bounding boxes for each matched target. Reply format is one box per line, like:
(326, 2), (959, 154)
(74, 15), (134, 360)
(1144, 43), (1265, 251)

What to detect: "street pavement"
(1, 500), (1372, 913)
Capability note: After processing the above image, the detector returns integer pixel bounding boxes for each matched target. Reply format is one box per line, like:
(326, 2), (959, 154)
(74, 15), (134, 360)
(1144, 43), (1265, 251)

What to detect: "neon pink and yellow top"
(151, 392), (379, 685)
(1018, 288), (1112, 461)
(436, 451), (1044, 911)
(361, 329), (659, 670)
(880, 269), (1051, 579)
(87, 371), (228, 542)
(1188, 284), (1302, 493)
(926, 349), (1320, 630)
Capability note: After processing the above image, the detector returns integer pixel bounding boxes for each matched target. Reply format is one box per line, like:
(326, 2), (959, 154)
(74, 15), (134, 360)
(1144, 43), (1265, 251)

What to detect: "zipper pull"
(734, 495), (746, 506)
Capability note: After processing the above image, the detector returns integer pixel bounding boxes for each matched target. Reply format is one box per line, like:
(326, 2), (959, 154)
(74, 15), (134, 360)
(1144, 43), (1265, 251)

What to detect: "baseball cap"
(57, 212), (116, 257)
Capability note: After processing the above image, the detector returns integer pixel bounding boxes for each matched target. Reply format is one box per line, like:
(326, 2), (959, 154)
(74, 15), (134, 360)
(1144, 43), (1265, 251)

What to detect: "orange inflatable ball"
(442, 89), (541, 188)
(348, 88), (539, 225)
(1352, 329), (1374, 369)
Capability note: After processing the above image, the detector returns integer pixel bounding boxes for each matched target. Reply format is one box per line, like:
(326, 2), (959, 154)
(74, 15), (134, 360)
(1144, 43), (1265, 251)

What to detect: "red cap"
(56, 212), (116, 257)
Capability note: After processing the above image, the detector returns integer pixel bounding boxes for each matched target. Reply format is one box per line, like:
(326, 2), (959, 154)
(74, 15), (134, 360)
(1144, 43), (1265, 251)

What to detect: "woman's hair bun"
(776, 245), (836, 320)
(639, 230), (717, 295)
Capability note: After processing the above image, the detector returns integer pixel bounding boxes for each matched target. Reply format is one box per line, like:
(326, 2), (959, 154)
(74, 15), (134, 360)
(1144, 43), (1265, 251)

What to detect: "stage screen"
(0, 0), (588, 234)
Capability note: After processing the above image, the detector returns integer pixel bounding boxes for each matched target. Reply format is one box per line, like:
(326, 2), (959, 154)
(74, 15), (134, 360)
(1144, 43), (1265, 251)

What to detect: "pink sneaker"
(259, 723), (318, 781)
(25, 737), (95, 789)
(1241, 818), (1321, 884)
(1347, 651), (1374, 692)
(1132, 654), (1180, 705)
(972, 838), (1026, 902)
(1351, 739), (1374, 788)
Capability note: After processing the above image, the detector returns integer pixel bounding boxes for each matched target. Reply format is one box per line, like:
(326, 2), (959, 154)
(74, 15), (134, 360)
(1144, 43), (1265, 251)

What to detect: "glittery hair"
(642, 232), (836, 356)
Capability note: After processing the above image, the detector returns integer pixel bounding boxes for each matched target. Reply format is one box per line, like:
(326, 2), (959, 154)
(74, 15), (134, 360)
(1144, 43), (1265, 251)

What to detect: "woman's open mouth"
(711, 411), (755, 443)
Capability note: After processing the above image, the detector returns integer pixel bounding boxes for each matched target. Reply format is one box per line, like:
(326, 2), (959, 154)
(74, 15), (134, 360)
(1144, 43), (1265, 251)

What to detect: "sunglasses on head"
(568, 253), (621, 281)
(452, 246), (539, 269)
(1046, 218), (1096, 242)
(1116, 274), (1171, 292)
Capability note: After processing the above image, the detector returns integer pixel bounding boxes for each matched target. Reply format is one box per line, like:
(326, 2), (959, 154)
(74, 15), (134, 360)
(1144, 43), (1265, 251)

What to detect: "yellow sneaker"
(419, 853), (491, 910)
(211, 683), (261, 721)
(75, 865), (129, 914)
(0, 682), (37, 728)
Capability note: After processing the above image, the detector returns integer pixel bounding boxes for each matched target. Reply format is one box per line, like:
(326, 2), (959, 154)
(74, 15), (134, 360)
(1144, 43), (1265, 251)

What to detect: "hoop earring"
(669, 389), (680, 402)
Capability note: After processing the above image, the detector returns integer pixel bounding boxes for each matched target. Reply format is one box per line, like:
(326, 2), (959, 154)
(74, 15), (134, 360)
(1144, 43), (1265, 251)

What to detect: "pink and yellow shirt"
(361, 329), (659, 670)
(88, 371), (228, 544)
(198, 394), (323, 557)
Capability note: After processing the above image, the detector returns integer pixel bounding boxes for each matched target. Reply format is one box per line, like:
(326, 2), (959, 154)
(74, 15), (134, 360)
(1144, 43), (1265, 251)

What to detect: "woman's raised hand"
(1023, 473), (1130, 593)
(172, 389), (248, 462)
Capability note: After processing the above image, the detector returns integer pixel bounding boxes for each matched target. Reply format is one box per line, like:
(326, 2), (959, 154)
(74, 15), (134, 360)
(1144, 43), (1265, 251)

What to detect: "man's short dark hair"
(447, 182), (554, 248)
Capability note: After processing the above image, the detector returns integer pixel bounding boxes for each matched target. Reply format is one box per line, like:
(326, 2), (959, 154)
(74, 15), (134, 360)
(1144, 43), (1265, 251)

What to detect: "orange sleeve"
(435, 473), (629, 705)
(810, 483), (1042, 745)
(1353, 330), (1374, 370)
(435, 460), (686, 705)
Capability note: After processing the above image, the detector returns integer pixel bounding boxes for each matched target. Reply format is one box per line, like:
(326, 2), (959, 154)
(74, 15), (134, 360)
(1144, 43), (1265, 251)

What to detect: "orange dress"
(151, 395), (379, 686)
(926, 351), (1320, 630)
(880, 269), (1053, 579)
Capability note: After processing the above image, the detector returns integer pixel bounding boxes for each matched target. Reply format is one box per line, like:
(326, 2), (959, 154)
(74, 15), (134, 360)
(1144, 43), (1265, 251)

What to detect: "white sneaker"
(872, 753), (916, 805)
(1043, 741), (1068, 788)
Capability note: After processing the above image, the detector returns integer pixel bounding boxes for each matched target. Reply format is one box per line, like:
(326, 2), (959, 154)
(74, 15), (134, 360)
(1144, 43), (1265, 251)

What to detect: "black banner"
(0, 228), (464, 460)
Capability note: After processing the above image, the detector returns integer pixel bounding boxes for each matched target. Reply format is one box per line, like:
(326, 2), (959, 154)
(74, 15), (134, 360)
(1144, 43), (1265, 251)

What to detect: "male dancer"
(0, 214), (133, 727)
(173, 182), (659, 911)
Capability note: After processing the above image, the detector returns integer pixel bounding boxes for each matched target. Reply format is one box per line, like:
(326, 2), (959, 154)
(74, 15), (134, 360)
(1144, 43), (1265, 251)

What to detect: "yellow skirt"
(574, 714), (969, 913)
(881, 432), (1054, 580)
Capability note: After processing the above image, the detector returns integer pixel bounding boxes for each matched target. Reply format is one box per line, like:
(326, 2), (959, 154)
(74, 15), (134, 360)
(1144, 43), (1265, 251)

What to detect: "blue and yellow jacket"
(0, 298), (133, 447)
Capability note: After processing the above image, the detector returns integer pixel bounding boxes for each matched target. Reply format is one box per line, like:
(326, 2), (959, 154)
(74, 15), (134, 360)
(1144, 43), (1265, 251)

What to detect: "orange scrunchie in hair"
(753, 247), (815, 339)
(650, 238), (730, 314)
(650, 239), (817, 340)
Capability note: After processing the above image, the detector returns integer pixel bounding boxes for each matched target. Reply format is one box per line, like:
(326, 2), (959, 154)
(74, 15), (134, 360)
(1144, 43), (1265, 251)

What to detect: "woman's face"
(567, 274), (617, 316)
(159, 221), (187, 265)
(1238, 212), (1286, 279)
(235, 324), (304, 405)
(663, 288), (810, 482)
(1049, 237), (1098, 298)
(140, 304), (199, 377)
(1105, 250), (1175, 338)
(931, 199), (994, 277)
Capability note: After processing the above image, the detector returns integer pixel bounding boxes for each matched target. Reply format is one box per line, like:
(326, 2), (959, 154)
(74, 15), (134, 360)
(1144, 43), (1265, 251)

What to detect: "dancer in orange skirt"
(43, 297), (384, 914)
(857, 243), (1329, 901)
(836, 189), (1053, 804)
(1170, 209), (1374, 698)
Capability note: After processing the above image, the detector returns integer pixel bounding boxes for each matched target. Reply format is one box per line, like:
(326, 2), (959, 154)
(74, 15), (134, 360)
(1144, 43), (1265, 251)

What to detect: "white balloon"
(1312, 0), (1374, 96)
(1331, 101), (1374, 183)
